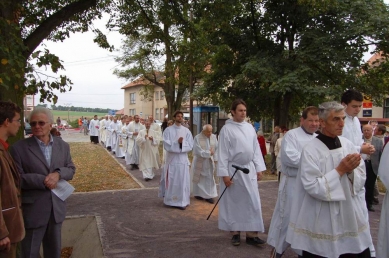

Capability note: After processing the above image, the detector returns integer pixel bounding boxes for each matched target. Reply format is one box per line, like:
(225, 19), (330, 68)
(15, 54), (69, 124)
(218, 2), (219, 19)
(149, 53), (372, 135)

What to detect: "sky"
(34, 2), (388, 110)
(35, 14), (126, 110)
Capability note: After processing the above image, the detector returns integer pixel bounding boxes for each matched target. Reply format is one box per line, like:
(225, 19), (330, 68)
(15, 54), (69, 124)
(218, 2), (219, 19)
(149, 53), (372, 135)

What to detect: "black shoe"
(205, 198), (214, 204)
(373, 197), (379, 205)
(134, 164), (139, 169)
(130, 165), (136, 170)
(231, 234), (240, 246)
(246, 237), (266, 246)
(145, 178), (151, 182)
(175, 206), (186, 210)
(113, 151), (115, 154)
(195, 196), (204, 200)
(367, 206), (375, 212)
(122, 157), (125, 159)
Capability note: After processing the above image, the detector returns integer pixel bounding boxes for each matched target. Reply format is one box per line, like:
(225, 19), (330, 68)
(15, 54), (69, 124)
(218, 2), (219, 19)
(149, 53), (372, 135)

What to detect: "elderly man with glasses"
(10, 107), (75, 258)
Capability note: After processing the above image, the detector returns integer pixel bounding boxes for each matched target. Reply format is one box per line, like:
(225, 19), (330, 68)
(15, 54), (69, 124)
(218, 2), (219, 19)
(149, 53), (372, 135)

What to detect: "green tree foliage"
(193, 0), (389, 125)
(0, 0), (112, 109)
(111, 0), (209, 118)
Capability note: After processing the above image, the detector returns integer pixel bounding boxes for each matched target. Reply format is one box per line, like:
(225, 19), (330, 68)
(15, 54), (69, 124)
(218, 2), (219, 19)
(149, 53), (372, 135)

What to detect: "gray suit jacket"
(365, 136), (383, 175)
(10, 136), (75, 229)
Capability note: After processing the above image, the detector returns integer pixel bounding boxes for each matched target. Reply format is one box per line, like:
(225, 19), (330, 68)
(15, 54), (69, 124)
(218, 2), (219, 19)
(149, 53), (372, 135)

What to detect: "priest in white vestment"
(217, 99), (266, 247)
(191, 124), (218, 204)
(286, 101), (373, 258)
(99, 116), (107, 144)
(377, 144), (389, 258)
(268, 107), (319, 258)
(159, 111), (193, 210)
(149, 116), (162, 164)
(88, 115), (100, 144)
(340, 90), (376, 257)
(108, 117), (120, 154)
(105, 116), (113, 150)
(136, 120), (160, 181)
(125, 115), (145, 170)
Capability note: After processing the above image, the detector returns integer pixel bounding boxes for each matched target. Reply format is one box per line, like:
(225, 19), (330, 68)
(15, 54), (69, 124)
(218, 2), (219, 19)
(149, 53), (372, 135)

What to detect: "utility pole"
(64, 103), (71, 122)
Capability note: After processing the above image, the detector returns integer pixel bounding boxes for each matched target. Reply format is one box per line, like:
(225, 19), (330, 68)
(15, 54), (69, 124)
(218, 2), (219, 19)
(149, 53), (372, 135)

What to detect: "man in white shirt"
(136, 120), (160, 181)
(217, 99), (266, 247)
(268, 107), (319, 258)
(125, 115), (145, 170)
(88, 115), (99, 144)
(159, 111), (193, 210)
(191, 124), (218, 204)
(341, 89), (376, 257)
(286, 101), (373, 257)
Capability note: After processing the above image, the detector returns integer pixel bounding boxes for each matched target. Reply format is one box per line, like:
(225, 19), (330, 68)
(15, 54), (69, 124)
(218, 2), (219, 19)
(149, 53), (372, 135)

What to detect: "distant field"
(51, 110), (107, 122)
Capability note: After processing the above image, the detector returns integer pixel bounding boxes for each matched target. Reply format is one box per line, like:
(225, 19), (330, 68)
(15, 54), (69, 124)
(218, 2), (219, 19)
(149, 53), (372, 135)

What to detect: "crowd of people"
(1, 88), (389, 257)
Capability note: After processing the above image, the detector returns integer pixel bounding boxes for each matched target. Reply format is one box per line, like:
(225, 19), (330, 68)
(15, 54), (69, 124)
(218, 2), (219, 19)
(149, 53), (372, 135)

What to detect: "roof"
(121, 73), (165, 89)
(115, 108), (124, 115)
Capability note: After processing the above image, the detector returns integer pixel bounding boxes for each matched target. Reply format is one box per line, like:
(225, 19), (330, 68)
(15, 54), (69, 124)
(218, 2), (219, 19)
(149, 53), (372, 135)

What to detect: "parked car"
(24, 122), (32, 135)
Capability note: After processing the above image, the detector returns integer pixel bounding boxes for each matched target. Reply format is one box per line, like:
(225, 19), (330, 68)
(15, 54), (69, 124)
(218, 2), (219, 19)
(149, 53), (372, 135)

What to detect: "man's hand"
(223, 176), (233, 187)
(361, 143), (375, 155)
(210, 147), (214, 156)
(133, 132), (139, 136)
(149, 136), (153, 141)
(178, 137), (183, 143)
(336, 153), (361, 176)
(0, 237), (10, 252)
(44, 171), (60, 189)
(256, 172), (263, 181)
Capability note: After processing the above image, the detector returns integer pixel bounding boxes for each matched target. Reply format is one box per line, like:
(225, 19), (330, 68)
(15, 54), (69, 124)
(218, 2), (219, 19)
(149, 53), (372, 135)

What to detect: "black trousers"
(364, 160), (377, 208)
(302, 248), (370, 258)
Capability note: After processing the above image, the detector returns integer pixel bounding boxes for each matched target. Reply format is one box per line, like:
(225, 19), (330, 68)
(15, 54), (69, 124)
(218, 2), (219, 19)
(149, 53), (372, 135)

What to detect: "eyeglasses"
(30, 121), (49, 127)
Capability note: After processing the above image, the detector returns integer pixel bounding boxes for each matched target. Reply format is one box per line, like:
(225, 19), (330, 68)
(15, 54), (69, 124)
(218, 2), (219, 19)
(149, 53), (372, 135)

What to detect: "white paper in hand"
(52, 179), (75, 201)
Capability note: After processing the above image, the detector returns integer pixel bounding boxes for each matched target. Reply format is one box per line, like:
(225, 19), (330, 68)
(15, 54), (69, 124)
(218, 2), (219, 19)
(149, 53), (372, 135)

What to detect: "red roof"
(116, 108), (124, 115)
(121, 73), (165, 89)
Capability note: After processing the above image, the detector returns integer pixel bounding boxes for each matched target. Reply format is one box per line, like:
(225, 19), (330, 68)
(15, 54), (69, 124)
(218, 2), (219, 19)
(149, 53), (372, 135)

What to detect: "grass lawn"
(52, 110), (107, 122)
(69, 142), (140, 192)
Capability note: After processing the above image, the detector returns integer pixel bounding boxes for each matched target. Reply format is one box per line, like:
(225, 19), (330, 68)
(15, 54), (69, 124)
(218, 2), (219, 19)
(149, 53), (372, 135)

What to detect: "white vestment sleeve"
(379, 145), (389, 188)
(253, 133), (266, 172)
(281, 132), (301, 176)
(300, 150), (346, 201)
(136, 131), (146, 148)
(213, 135), (218, 162)
(349, 159), (367, 196)
(181, 131), (193, 153)
(217, 128), (230, 177)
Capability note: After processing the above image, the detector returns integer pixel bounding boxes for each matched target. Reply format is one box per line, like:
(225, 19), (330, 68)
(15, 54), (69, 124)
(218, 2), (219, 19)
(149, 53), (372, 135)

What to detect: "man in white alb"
(217, 99), (267, 247)
(286, 101), (373, 257)
(159, 111), (193, 210)
(268, 106), (319, 258)
(341, 89), (376, 257)
(105, 115), (113, 150)
(191, 124), (218, 204)
(136, 120), (160, 181)
(377, 144), (389, 258)
(148, 115), (162, 163)
(99, 115), (107, 144)
(125, 115), (145, 170)
(88, 115), (99, 144)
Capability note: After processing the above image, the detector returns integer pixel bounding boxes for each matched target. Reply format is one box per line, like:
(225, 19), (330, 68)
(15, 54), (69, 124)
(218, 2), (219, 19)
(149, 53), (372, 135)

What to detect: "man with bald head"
(362, 124), (383, 211)
(191, 124), (218, 204)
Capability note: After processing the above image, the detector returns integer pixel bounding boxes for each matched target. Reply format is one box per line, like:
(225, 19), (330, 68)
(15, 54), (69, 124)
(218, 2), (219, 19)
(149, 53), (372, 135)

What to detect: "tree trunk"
(279, 92), (292, 127)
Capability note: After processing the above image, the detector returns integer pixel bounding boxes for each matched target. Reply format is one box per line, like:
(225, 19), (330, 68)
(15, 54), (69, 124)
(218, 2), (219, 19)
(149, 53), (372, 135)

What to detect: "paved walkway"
(63, 132), (383, 258)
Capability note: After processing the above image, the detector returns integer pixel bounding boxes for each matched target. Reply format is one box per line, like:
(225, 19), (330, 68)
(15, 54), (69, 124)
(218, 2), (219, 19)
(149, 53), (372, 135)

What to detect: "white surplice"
(159, 124), (193, 207)
(267, 127), (317, 254)
(217, 119), (266, 232)
(99, 119), (106, 143)
(109, 121), (121, 151)
(136, 128), (160, 179)
(377, 144), (389, 258)
(125, 121), (145, 165)
(88, 119), (99, 136)
(191, 132), (218, 199)
(114, 121), (125, 158)
(286, 137), (372, 258)
(105, 119), (113, 148)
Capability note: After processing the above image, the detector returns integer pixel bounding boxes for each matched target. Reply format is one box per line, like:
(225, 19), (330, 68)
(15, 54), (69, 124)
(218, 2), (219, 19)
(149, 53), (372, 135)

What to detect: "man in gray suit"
(10, 107), (75, 258)
(362, 124), (383, 212)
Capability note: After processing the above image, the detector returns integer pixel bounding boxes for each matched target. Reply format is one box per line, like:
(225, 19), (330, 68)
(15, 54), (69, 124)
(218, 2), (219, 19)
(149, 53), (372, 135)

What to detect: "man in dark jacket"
(0, 101), (25, 258)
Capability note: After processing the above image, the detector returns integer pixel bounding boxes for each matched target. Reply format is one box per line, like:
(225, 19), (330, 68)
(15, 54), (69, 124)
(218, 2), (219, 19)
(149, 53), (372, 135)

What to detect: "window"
(155, 108), (159, 119)
(130, 93), (136, 104)
(155, 91), (159, 100)
(129, 109), (136, 116)
(384, 98), (389, 118)
(160, 91), (165, 100)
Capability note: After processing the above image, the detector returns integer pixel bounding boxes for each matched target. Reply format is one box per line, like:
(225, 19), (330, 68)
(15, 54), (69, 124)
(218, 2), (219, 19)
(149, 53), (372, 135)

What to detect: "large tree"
(111, 0), (208, 119)
(193, 0), (389, 125)
(0, 0), (111, 120)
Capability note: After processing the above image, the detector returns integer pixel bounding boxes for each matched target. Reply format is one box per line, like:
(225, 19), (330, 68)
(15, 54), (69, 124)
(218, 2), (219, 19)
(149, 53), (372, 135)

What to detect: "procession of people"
(1, 92), (389, 258)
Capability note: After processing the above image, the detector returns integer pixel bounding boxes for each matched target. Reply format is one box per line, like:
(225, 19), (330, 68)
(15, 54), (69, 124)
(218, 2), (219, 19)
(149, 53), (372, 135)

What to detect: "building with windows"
(121, 76), (167, 120)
